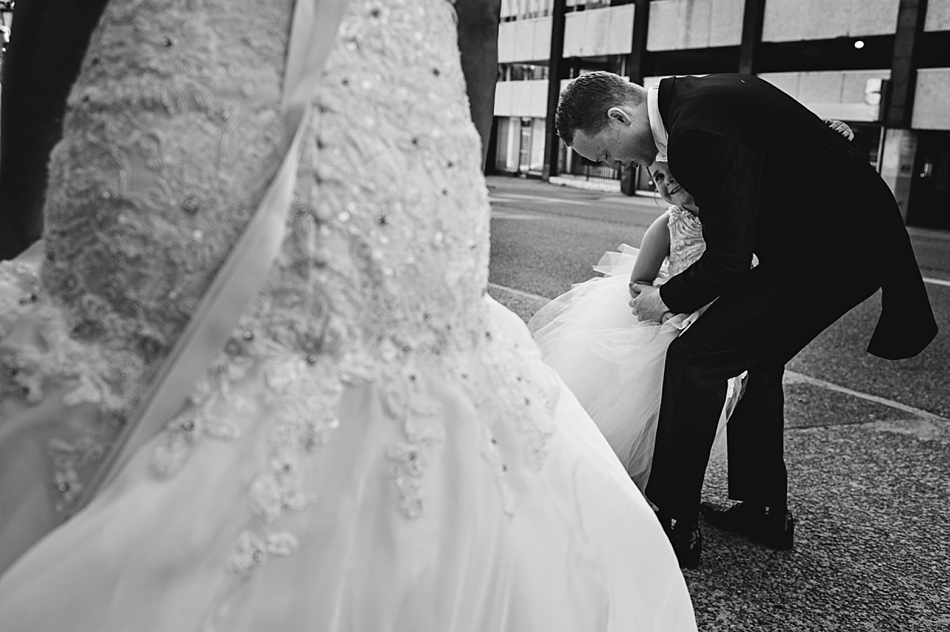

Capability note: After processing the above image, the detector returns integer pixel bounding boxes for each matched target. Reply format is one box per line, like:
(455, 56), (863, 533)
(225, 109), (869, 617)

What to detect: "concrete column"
(880, 0), (928, 220)
(738, 0), (766, 76)
(626, 0), (652, 86)
(879, 128), (918, 221)
(620, 0), (651, 195)
(885, 0), (929, 129)
(542, 0), (568, 180)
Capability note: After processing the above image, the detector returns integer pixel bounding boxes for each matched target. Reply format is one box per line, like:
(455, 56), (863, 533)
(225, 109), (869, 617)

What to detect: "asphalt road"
(486, 175), (950, 419)
(485, 174), (950, 631)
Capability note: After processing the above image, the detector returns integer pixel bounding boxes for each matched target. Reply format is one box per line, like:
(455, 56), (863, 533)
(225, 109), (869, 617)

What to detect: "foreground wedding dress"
(0, 0), (696, 629)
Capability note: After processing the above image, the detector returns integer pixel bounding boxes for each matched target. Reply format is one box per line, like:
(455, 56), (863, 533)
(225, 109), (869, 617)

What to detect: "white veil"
(73, 0), (351, 513)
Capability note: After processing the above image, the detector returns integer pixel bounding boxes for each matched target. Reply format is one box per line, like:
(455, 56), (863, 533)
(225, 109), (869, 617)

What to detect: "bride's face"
(650, 161), (696, 210)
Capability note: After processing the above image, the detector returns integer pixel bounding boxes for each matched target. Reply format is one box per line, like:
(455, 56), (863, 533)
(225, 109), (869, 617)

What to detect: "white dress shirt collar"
(647, 83), (668, 163)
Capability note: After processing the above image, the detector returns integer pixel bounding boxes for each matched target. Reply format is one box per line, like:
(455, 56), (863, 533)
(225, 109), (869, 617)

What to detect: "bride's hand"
(824, 119), (854, 141)
(628, 282), (641, 300)
(629, 283), (672, 323)
(628, 278), (653, 300)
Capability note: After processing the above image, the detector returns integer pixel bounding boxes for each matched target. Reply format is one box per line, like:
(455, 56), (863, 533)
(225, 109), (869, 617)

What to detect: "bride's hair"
(650, 156), (668, 208)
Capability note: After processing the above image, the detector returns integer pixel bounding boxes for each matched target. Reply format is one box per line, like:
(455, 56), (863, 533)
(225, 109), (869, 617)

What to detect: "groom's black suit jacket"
(655, 74), (937, 360)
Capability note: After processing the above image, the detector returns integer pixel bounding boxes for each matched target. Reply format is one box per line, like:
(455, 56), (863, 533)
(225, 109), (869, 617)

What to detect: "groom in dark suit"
(556, 72), (937, 568)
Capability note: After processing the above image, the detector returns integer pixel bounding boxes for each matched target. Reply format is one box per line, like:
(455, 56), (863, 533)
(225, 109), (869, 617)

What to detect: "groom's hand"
(629, 283), (672, 323)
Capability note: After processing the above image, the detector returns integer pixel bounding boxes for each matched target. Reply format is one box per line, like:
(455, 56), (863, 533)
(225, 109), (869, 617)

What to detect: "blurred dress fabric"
(530, 205), (743, 490)
(0, 0), (696, 630)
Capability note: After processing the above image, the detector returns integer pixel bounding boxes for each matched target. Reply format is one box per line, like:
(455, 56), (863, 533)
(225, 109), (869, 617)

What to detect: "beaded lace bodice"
(273, 0), (493, 369)
(666, 204), (705, 277)
(27, 0), (294, 402)
(0, 0), (556, 566)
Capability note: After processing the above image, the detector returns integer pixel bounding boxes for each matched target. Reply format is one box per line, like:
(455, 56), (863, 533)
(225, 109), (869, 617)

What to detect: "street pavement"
(485, 175), (950, 631)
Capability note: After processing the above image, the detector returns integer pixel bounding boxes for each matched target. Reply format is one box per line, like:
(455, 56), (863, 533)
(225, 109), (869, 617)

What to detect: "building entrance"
(908, 131), (950, 230)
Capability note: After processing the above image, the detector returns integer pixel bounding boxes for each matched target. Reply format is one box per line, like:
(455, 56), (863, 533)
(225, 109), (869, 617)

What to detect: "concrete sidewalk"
(691, 404), (949, 631)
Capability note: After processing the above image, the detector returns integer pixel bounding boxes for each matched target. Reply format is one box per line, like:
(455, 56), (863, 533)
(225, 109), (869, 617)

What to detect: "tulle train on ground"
(530, 245), (739, 491)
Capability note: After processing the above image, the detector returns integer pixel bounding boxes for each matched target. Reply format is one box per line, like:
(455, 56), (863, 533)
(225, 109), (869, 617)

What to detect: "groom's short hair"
(556, 72), (644, 145)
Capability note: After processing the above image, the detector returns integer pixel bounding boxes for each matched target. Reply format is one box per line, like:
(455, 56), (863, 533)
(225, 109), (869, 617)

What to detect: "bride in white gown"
(0, 0), (696, 629)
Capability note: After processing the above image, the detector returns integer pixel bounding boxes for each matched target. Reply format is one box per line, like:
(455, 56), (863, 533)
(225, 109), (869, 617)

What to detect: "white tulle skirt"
(529, 245), (742, 491)
(0, 245), (696, 631)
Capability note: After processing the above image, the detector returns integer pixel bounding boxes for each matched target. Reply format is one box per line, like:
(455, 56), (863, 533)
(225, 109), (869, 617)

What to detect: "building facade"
(491, 0), (950, 229)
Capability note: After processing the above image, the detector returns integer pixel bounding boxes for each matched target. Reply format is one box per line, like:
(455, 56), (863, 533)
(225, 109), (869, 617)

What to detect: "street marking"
(491, 192), (658, 209)
(487, 281), (949, 423)
(784, 371), (949, 422)
(490, 193), (590, 207)
(907, 226), (950, 242)
(487, 282), (552, 305)
(490, 211), (543, 221)
(923, 277), (950, 288)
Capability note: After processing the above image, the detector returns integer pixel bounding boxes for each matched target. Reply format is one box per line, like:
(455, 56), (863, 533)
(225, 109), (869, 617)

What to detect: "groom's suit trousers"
(645, 255), (880, 521)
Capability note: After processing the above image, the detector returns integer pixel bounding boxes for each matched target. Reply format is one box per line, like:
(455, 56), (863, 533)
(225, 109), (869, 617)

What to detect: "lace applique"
(227, 530), (299, 579)
(147, 339), (348, 581)
(666, 205), (706, 277)
(0, 274), (129, 514)
(473, 322), (559, 471)
(0, 257), (41, 321)
(387, 443), (433, 519)
(382, 360), (446, 518)
(49, 437), (110, 512)
(150, 381), (244, 478)
(250, 355), (350, 519)
(480, 429), (516, 517)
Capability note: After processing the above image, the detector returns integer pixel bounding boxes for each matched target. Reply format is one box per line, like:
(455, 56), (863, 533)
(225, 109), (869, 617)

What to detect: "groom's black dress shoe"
(699, 501), (794, 551)
(658, 517), (702, 570)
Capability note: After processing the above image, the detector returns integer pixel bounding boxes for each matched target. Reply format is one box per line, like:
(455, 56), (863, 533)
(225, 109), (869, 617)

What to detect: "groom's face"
(570, 105), (657, 171)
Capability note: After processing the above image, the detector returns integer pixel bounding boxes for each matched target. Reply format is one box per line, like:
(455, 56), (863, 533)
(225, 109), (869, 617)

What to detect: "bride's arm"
(0, 0), (110, 259)
(629, 211), (671, 288)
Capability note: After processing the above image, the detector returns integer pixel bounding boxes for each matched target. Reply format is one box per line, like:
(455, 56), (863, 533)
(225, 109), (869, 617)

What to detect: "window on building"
(497, 64), (550, 82)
